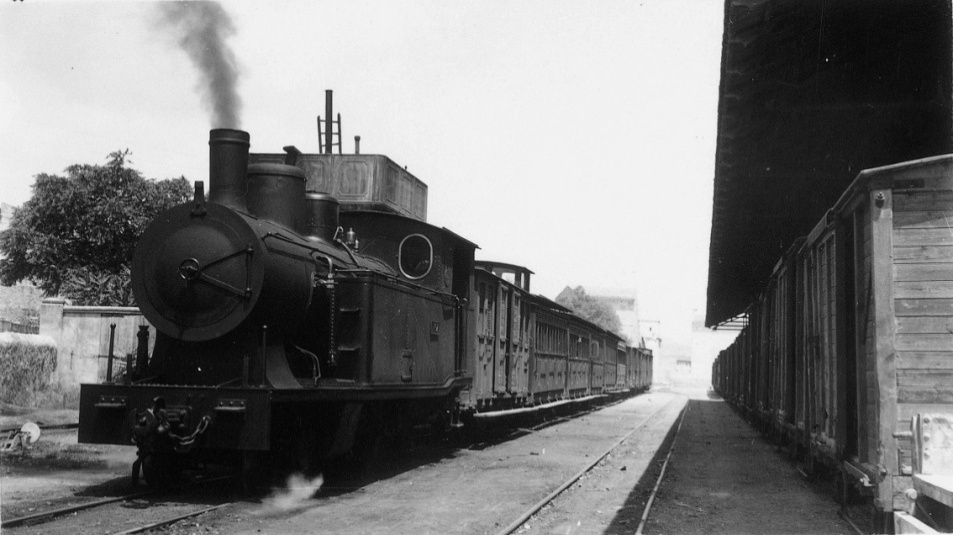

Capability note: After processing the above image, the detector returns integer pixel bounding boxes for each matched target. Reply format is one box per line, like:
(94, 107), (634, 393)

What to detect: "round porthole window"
(399, 234), (433, 280)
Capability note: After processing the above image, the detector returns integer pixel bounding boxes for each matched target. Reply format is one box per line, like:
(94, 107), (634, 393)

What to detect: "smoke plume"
(263, 473), (325, 511)
(160, 1), (242, 128)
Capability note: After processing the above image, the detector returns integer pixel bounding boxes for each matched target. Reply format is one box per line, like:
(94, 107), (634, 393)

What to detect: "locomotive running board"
(269, 376), (471, 402)
(471, 394), (607, 420)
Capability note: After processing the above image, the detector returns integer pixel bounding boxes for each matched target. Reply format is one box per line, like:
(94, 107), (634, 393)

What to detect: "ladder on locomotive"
(317, 112), (343, 155)
(317, 90), (343, 155)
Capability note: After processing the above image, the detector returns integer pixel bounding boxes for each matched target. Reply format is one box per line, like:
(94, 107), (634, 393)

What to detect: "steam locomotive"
(78, 117), (652, 485)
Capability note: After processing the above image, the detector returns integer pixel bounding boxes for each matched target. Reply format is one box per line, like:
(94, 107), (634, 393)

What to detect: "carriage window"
(399, 234), (433, 280)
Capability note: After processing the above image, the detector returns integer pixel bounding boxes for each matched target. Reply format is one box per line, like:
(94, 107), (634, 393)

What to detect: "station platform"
(641, 391), (857, 535)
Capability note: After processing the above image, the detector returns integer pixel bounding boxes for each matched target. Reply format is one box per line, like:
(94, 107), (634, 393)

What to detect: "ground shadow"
(601, 398), (711, 534)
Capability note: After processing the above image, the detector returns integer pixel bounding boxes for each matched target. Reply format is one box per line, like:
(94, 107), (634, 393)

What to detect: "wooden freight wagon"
(470, 262), (533, 409)
(528, 298), (570, 405)
(741, 302), (761, 418)
(614, 342), (627, 391)
(642, 348), (653, 391)
(797, 208), (841, 469)
(770, 241), (801, 444)
(600, 335), (617, 393)
(712, 353), (723, 395)
(823, 155), (953, 530)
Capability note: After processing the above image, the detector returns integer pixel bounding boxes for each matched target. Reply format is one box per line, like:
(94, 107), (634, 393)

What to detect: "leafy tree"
(0, 151), (192, 306)
(556, 286), (623, 335)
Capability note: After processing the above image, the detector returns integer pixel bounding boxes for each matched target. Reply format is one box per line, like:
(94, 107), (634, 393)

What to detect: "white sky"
(0, 0), (724, 350)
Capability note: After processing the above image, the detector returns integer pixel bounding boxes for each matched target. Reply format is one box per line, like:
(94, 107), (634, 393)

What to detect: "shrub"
(0, 333), (57, 406)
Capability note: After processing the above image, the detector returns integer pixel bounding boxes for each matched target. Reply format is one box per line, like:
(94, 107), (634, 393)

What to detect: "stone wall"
(40, 298), (155, 387)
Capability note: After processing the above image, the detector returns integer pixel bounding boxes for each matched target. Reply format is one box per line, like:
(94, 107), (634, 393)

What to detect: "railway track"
(2, 475), (237, 535)
(0, 422), (79, 435)
(4, 393), (682, 534)
(494, 398), (686, 535)
(214, 392), (686, 534)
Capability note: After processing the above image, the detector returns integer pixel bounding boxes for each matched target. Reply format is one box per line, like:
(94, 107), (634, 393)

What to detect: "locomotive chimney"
(304, 192), (340, 242)
(354, 135), (361, 155)
(208, 128), (250, 211)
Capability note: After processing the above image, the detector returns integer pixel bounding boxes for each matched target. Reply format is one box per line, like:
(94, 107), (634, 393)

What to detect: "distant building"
(690, 309), (739, 381)
(587, 286), (640, 344)
(676, 357), (692, 374)
(554, 285), (641, 343)
(0, 202), (15, 235)
(0, 202), (41, 329)
(638, 318), (669, 382)
(639, 319), (660, 351)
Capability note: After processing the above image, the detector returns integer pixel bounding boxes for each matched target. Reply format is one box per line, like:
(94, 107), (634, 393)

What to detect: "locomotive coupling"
(131, 397), (210, 455)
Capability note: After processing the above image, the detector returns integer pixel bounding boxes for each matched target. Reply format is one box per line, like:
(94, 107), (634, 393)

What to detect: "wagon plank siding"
(895, 263), (953, 282)
(895, 334), (953, 351)
(894, 281), (953, 299)
(895, 299), (953, 316)
(895, 316), (953, 334)
(896, 352), (953, 369)
(893, 190), (953, 212)
(890, 178), (953, 514)
(893, 228), (953, 247)
(894, 245), (953, 264)
(898, 389), (953, 404)
(894, 210), (953, 229)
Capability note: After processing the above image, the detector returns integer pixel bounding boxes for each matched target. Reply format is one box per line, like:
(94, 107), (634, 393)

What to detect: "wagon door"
(494, 285), (509, 394)
(510, 292), (529, 397)
(475, 279), (495, 402)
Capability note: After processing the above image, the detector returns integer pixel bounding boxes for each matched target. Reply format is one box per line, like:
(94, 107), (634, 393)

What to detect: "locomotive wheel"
(141, 454), (180, 489)
(241, 451), (273, 493)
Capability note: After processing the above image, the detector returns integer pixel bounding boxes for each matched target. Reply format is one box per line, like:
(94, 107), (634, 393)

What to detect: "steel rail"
(1, 491), (151, 529)
(0, 474), (234, 529)
(110, 502), (233, 535)
(494, 397), (682, 535)
(0, 422), (79, 434)
(635, 403), (688, 535)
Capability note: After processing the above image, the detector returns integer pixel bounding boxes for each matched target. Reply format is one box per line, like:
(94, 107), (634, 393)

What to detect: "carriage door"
(476, 281), (495, 399)
(510, 292), (529, 396)
(494, 285), (510, 394)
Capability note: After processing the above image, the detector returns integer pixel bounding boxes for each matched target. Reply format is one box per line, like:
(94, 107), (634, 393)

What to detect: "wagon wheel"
(833, 468), (861, 505)
(141, 453), (180, 489)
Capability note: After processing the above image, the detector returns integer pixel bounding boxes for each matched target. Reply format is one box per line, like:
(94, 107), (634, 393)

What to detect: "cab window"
(399, 234), (433, 280)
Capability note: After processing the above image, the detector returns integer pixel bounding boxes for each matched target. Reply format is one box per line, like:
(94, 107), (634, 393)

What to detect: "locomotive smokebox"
(246, 163), (307, 233)
(209, 129), (250, 210)
(304, 192), (339, 242)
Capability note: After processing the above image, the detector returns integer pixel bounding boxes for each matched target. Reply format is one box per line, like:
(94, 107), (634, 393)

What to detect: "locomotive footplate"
(79, 383), (272, 453)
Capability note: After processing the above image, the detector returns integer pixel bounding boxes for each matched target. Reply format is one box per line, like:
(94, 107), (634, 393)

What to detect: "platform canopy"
(706, 0), (953, 327)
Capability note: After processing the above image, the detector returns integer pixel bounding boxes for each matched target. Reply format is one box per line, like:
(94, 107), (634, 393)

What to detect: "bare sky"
(0, 0), (724, 349)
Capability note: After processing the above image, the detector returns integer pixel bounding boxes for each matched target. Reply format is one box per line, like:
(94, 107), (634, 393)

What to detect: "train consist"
(78, 125), (652, 485)
(711, 155), (953, 531)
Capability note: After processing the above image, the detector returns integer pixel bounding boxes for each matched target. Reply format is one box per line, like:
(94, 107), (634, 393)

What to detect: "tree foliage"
(556, 286), (623, 335)
(0, 151), (192, 306)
